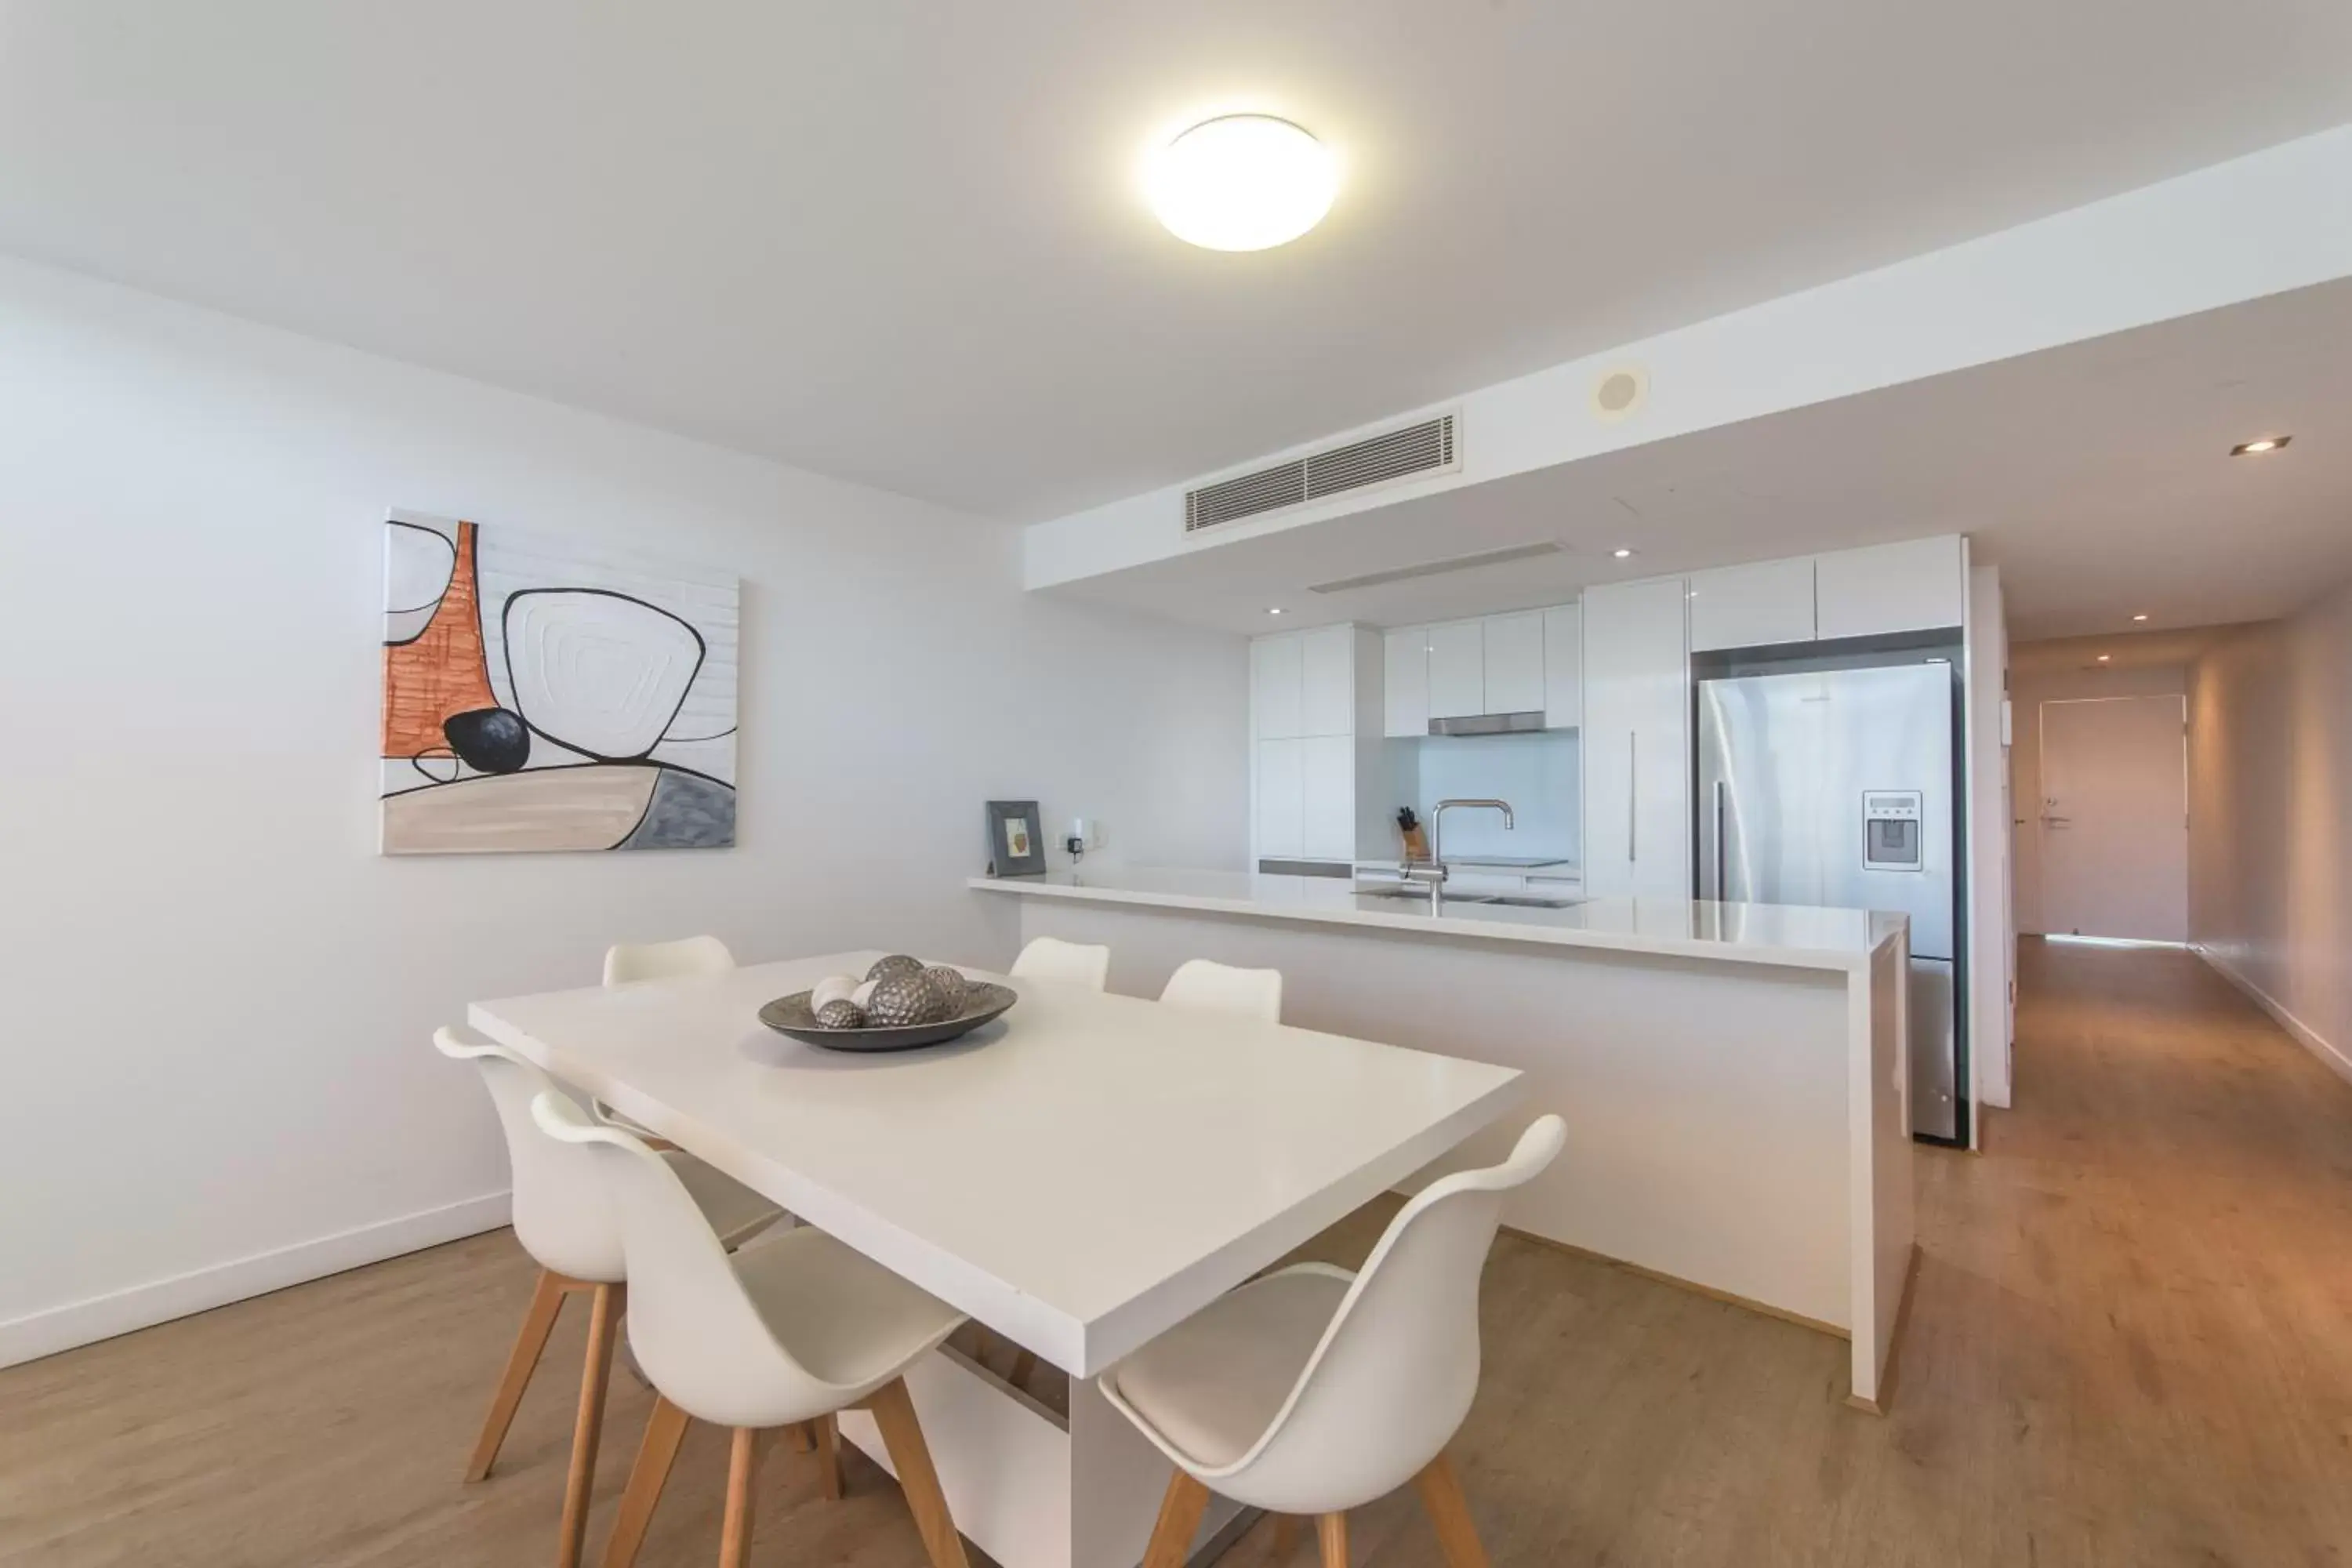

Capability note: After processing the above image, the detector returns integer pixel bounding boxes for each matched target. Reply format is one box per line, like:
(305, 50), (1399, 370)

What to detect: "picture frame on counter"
(985, 799), (1047, 877)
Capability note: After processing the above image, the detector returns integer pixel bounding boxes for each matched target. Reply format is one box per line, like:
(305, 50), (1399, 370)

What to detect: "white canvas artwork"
(379, 511), (738, 854)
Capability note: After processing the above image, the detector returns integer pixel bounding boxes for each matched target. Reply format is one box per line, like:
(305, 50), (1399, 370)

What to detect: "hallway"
(2, 942), (2349, 1566)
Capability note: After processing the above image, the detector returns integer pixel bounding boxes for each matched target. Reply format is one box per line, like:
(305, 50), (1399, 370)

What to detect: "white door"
(1581, 579), (1690, 898)
(1299, 626), (1354, 737)
(1255, 738), (1305, 858)
(1300, 735), (1356, 861)
(1253, 634), (1303, 739)
(1384, 628), (1430, 738)
(1425, 621), (1485, 719)
(1482, 612), (1547, 713)
(2038, 695), (2187, 942)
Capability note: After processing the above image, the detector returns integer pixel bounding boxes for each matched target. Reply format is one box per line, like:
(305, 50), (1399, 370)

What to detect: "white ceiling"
(1049, 277), (2352, 642)
(3, 1), (2351, 521)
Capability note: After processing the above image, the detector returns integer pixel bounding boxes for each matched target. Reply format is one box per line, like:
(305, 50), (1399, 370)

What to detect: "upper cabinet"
(1425, 621), (1486, 720)
(1382, 627), (1430, 739)
(1688, 557), (1818, 652)
(1483, 612), (1547, 713)
(1254, 625), (1356, 739)
(1542, 603), (1582, 729)
(1814, 536), (1966, 641)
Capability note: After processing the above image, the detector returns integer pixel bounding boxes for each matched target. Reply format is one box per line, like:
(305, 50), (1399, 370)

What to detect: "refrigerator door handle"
(1714, 779), (1728, 903)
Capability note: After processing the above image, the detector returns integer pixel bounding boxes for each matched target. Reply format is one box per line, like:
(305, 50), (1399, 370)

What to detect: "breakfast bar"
(972, 868), (1918, 1412)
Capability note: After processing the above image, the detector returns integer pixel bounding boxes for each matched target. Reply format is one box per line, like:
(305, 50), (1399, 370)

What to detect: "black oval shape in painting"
(442, 707), (532, 775)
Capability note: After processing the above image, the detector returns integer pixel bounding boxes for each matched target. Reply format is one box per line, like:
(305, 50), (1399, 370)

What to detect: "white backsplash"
(1403, 731), (1581, 862)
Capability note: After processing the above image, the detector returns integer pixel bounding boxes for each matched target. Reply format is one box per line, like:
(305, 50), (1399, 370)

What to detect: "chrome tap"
(1428, 798), (1515, 909)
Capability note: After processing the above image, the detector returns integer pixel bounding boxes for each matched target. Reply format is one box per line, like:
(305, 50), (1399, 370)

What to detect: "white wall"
(2187, 581), (2352, 1084)
(2007, 659), (2189, 935)
(0, 256), (1249, 1365)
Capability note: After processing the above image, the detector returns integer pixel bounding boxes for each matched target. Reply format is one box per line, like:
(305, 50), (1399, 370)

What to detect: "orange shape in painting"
(383, 521), (499, 757)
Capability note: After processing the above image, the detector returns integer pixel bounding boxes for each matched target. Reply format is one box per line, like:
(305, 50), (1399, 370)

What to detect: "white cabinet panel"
(1300, 735), (1356, 860)
(1814, 536), (1965, 641)
(1483, 612), (1547, 713)
(1383, 627), (1430, 738)
(1252, 633), (1303, 739)
(1426, 621), (1485, 719)
(1689, 557), (1817, 652)
(1581, 579), (1690, 899)
(1255, 738), (1304, 858)
(1299, 626), (1354, 737)
(1542, 603), (1581, 729)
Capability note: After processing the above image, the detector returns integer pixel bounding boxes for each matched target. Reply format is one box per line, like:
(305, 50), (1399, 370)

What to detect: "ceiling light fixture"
(2132, 613), (2150, 622)
(1613, 547), (1635, 559)
(2230, 435), (2291, 456)
(1149, 115), (1338, 252)
(2097, 655), (2113, 662)
(1266, 606), (1284, 615)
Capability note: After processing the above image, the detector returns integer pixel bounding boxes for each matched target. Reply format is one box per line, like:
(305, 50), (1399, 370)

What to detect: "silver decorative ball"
(867, 953), (925, 983)
(922, 965), (968, 1010)
(866, 970), (947, 1027)
(815, 999), (866, 1029)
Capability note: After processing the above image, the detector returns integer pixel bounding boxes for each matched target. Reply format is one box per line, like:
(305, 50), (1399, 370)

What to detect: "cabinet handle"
(1715, 779), (1728, 903)
(1628, 732), (1639, 864)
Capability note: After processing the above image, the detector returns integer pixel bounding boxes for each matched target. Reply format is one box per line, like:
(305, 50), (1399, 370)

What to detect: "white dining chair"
(434, 1027), (781, 1568)
(1158, 958), (1283, 1022)
(604, 934), (736, 987)
(1008, 935), (1111, 989)
(529, 1092), (976, 1568)
(1104, 1116), (1566, 1568)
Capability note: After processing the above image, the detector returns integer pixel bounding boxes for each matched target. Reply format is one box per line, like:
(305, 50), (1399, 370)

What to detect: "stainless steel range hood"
(1428, 711), (1546, 737)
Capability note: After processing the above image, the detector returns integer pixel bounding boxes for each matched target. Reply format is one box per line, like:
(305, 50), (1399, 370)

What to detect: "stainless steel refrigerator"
(1695, 662), (1965, 1142)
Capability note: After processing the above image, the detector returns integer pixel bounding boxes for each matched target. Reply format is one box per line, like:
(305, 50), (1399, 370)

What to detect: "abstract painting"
(379, 511), (737, 854)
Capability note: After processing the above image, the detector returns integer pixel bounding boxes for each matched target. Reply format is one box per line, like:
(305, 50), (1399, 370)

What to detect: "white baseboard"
(0, 1190), (511, 1370)
(2194, 946), (2352, 1089)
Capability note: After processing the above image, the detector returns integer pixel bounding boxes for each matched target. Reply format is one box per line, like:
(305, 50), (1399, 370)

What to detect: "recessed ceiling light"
(1613, 547), (1635, 559)
(2097, 654), (2112, 662)
(2132, 613), (2150, 622)
(2230, 435), (2291, 456)
(1149, 115), (1338, 252)
(1266, 606), (1284, 615)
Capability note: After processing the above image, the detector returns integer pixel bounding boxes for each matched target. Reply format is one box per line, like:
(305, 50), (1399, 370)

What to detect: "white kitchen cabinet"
(1426, 621), (1485, 720)
(1689, 557), (1817, 652)
(1581, 578), (1690, 899)
(1299, 625), (1355, 737)
(1383, 626), (1430, 738)
(1814, 535), (1965, 641)
(1253, 634), (1305, 739)
(1483, 612), (1547, 714)
(1300, 735), (1356, 860)
(1255, 738), (1304, 857)
(1543, 603), (1582, 728)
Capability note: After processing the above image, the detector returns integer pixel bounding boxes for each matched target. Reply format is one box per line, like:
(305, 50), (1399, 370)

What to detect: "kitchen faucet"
(1424, 798), (1515, 909)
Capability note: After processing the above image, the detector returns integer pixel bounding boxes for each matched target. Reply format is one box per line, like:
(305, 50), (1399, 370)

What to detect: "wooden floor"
(5, 940), (2350, 1567)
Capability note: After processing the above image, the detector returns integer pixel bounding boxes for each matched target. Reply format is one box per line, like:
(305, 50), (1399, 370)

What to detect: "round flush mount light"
(2231, 435), (2291, 456)
(1149, 115), (1338, 252)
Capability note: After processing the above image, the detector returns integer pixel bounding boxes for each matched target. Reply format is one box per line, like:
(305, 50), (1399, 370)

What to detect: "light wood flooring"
(5, 940), (2350, 1566)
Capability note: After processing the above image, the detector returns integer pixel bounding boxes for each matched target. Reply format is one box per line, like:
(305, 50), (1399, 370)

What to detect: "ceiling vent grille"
(1185, 412), (1459, 532)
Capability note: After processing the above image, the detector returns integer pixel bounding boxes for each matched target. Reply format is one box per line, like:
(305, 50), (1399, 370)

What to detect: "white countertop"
(971, 867), (1905, 973)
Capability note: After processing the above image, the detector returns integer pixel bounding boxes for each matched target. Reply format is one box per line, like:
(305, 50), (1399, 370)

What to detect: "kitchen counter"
(970, 867), (1904, 974)
(972, 864), (1918, 1412)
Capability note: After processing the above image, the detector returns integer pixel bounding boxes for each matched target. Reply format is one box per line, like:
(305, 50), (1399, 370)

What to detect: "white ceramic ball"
(811, 975), (859, 1011)
(851, 978), (878, 1010)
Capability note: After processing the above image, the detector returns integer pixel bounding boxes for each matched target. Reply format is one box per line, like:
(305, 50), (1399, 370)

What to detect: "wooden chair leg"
(1270, 1514), (1301, 1560)
(815, 1412), (844, 1501)
(784, 1421), (815, 1454)
(1410, 1452), (1492, 1568)
(1316, 1512), (1348, 1568)
(866, 1377), (972, 1568)
(555, 1283), (623, 1568)
(599, 1395), (690, 1568)
(1141, 1470), (1211, 1568)
(465, 1269), (568, 1482)
(719, 1426), (762, 1568)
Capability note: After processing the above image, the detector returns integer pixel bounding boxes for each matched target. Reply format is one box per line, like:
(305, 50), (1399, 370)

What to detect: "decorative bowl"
(757, 981), (1017, 1053)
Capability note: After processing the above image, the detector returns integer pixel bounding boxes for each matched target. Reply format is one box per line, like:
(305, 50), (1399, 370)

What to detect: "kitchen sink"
(1476, 894), (1585, 909)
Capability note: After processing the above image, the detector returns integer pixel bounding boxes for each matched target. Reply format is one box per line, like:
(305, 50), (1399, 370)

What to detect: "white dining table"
(470, 952), (1522, 1568)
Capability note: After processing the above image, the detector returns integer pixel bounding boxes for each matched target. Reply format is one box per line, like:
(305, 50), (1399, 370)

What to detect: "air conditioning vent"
(1185, 412), (1459, 532)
